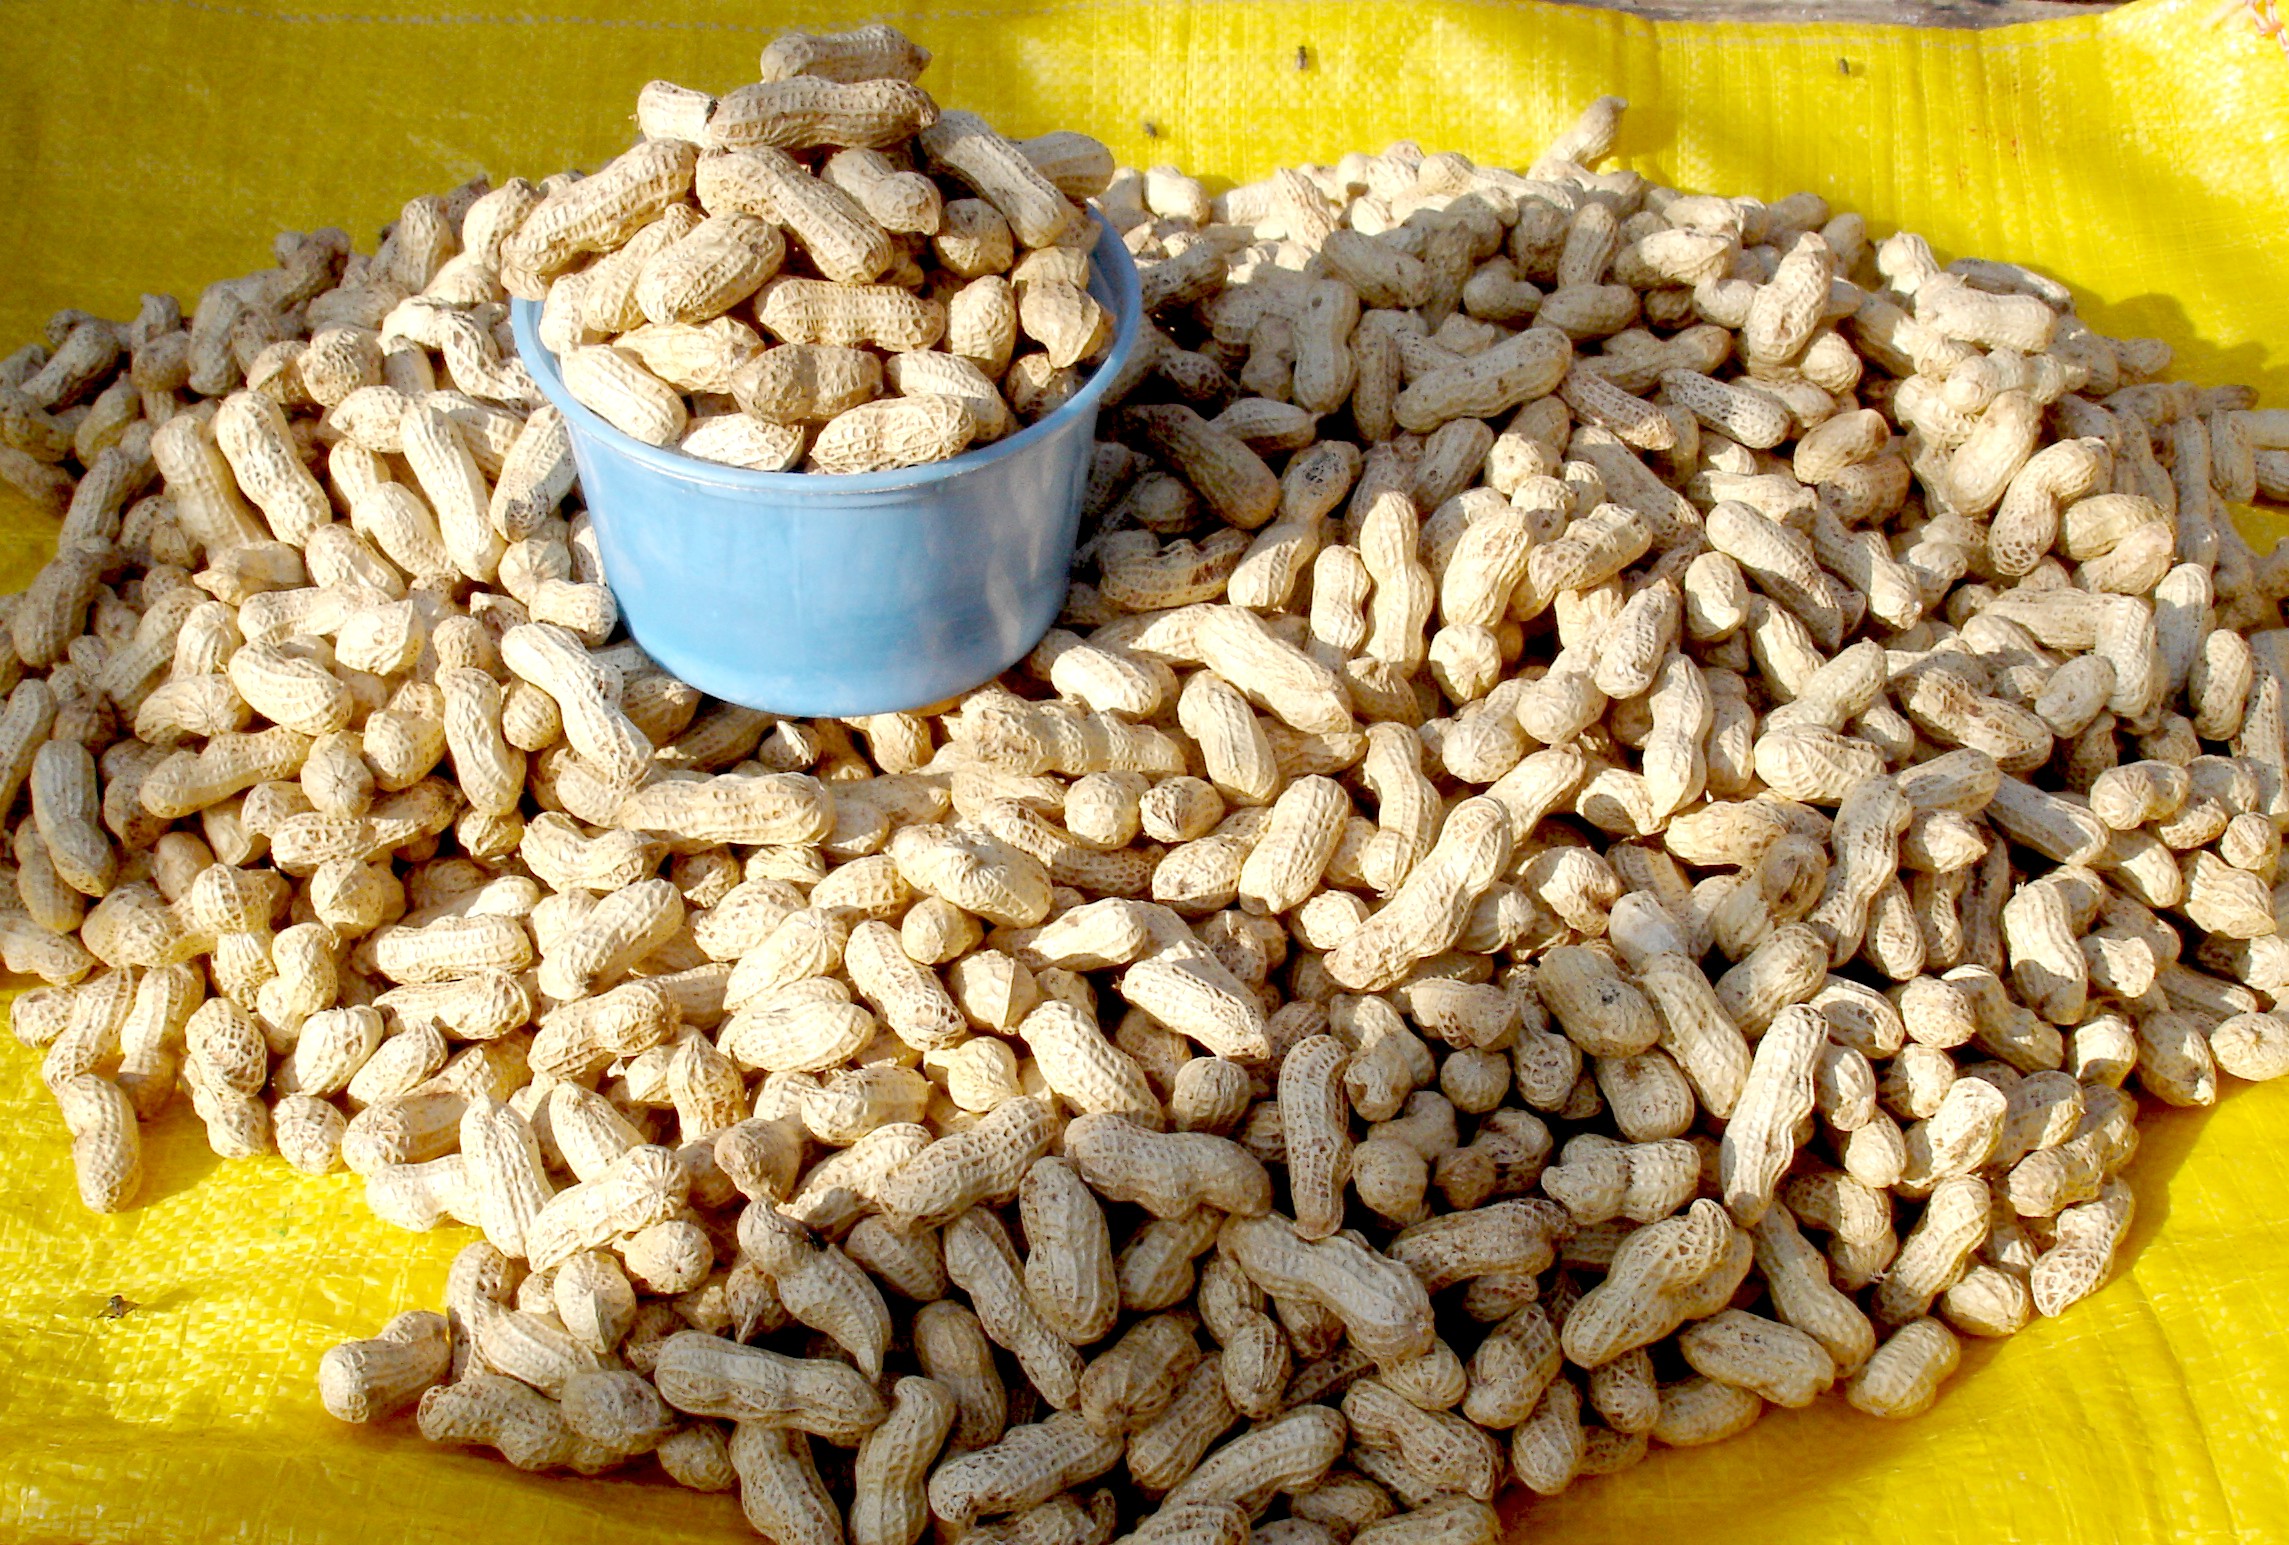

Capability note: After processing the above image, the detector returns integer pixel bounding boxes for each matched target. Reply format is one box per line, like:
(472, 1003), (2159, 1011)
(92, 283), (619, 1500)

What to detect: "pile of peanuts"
(523, 28), (1120, 475)
(6, 20), (2289, 1545)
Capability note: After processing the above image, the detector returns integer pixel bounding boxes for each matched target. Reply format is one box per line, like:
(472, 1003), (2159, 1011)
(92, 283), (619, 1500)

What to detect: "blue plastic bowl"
(512, 214), (1143, 717)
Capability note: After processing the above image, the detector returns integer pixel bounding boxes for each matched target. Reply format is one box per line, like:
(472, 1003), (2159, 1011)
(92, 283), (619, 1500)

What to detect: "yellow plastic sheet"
(2, 1), (2288, 1541)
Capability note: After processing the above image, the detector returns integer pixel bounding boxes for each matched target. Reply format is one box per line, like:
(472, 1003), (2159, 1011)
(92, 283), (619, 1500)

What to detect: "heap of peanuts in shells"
(7, 18), (2289, 1545)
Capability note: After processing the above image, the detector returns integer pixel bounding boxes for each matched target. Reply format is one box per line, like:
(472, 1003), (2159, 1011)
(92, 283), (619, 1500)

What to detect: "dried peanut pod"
(921, 110), (1076, 249)
(151, 411), (268, 555)
(457, 1095), (555, 1260)
(706, 145), (893, 286)
(649, 1424), (735, 1492)
(1153, 1402), (1345, 1518)
(1845, 1317), (1961, 1418)
(1117, 1209), (1224, 1318)
(582, 207), (706, 333)
(1342, 1377), (1504, 1501)
(757, 276), (946, 352)
(1742, 233), (1833, 366)
(927, 1411), (1124, 1528)
(1219, 1213), (1436, 1364)
(560, 1369), (675, 1458)
(2135, 1010), (2218, 1107)
(414, 1371), (582, 1471)
(1651, 1375), (1764, 1448)
(653, 1330), (886, 1444)
(1560, 1197), (1738, 1367)
(1677, 1309), (1837, 1407)
(633, 76), (714, 138)
(508, 140), (699, 280)
(1873, 1174), (1991, 1326)
(1015, 1001), (1158, 1126)
(739, 1208), (891, 1377)
(54, 1072), (142, 1212)
(1534, 946), (1662, 1059)
(812, 395), (976, 475)
(216, 390), (329, 544)
(813, 1216), (938, 1315)
(31, 741), (115, 898)
(635, 212), (786, 325)
(1346, 1498), (1500, 1545)
(1005, 1157), (1121, 1349)
(727, 1425), (839, 1545)
(1663, 369), (1791, 450)
(1018, 279), (1114, 371)
(947, 1206), (1088, 1411)
(1065, 1113), (1271, 1218)
(906, 1299), (1007, 1457)
(548, 1250), (638, 1356)
(756, 21), (929, 81)
(850, 1376), (957, 1545)
(1123, 405), (1282, 531)
(1076, 1308), (1202, 1439)
(705, 73), (936, 150)
(467, 1292), (610, 1401)
(1326, 800), (1511, 992)
(818, 148), (942, 242)
(876, 1095), (1056, 1225)
(320, 1310), (452, 1422)
(560, 345), (688, 448)
(524, 1143), (689, 1271)
(2030, 1179), (2134, 1318)
(2212, 1012), (2289, 1082)
(1234, 776), (1349, 917)
(1393, 328), (1571, 435)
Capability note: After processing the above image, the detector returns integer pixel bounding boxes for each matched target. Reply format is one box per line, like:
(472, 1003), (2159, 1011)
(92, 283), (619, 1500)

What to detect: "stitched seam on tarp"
(5, 0), (2229, 62)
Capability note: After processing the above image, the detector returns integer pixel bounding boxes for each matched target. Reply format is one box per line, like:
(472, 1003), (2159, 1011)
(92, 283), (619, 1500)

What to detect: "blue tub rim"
(508, 209), (1146, 499)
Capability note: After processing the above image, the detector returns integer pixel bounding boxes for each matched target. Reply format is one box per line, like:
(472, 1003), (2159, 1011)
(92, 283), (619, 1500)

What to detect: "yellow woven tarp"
(2, 0), (2288, 1541)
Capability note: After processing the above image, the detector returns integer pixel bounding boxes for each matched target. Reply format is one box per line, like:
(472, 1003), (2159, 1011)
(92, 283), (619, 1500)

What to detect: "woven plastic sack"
(1, 1), (2286, 1541)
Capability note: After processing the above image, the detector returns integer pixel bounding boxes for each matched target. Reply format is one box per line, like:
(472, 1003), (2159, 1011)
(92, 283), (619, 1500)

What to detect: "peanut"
(319, 1310), (452, 1422)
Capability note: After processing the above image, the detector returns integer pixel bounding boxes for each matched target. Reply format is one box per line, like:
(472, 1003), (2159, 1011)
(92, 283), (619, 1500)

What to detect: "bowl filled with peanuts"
(508, 46), (1143, 717)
